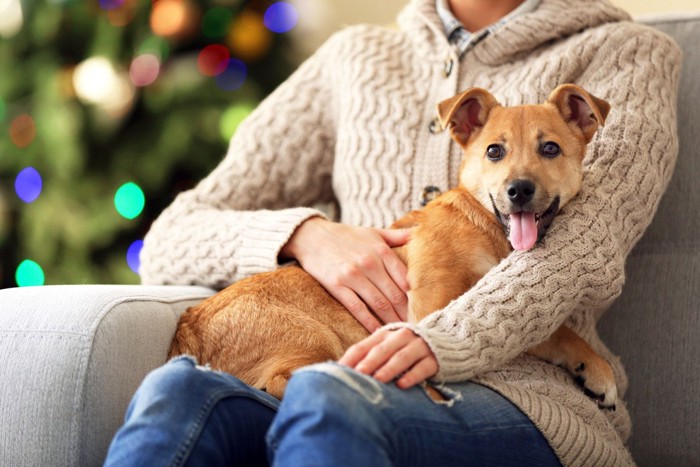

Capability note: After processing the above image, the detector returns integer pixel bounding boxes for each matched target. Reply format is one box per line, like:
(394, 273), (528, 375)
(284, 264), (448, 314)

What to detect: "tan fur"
(169, 84), (617, 407)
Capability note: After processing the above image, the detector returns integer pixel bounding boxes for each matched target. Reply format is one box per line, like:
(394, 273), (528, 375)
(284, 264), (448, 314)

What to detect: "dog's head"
(437, 84), (610, 251)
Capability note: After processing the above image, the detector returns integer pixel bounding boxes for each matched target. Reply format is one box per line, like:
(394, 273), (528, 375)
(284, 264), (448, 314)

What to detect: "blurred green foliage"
(0, 0), (296, 287)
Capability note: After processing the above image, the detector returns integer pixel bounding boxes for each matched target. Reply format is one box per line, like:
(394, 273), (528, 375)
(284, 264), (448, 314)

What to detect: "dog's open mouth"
(492, 196), (560, 251)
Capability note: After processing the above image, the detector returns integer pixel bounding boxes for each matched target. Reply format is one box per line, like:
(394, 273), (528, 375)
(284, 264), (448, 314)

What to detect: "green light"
(219, 102), (255, 141)
(0, 98), (6, 121)
(202, 8), (233, 38)
(114, 182), (145, 220)
(138, 36), (170, 61)
(16, 260), (45, 287)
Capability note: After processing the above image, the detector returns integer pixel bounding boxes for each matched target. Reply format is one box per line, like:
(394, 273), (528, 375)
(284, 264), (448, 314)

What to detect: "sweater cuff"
(235, 207), (327, 279)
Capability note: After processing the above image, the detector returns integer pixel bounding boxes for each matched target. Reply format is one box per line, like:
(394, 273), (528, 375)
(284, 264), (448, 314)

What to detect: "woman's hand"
(339, 328), (438, 388)
(280, 217), (410, 332)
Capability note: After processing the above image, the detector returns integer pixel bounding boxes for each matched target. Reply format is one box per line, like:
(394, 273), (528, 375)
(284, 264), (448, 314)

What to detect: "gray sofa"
(1, 12), (698, 467)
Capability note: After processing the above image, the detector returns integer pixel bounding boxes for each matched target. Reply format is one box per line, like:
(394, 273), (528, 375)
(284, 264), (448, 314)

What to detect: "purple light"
(264, 2), (298, 33)
(15, 167), (43, 203)
(215, 59), (248, 91)
(126, 240), (144, 274)
(99, 0), (124, 10)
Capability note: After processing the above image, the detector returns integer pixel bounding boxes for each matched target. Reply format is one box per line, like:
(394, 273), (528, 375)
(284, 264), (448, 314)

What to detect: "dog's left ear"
(436, 88), (501, 148)
(547, 84), (611, 143)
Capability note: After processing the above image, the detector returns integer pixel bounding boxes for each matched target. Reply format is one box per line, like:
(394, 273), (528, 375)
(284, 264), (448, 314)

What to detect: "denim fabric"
(268, 362), (561, 467)
(104, 356), (280, 467)
(104, 358), (560, 466)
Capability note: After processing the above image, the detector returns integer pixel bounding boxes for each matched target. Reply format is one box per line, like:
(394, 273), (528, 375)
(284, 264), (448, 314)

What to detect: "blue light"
(126, 240), (144, 274)
(264, 2), (298, 34)
(215, 59), (248, 91)
(15, 167), (43, 203)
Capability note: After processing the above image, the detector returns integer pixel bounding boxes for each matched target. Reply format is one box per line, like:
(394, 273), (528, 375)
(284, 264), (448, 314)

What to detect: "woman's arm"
(139, 36), (341, 288)
(140, 30), (412, 329)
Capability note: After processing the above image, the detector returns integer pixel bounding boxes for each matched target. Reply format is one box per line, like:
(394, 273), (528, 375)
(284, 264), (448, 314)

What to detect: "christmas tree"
(0, 0), (300, 288)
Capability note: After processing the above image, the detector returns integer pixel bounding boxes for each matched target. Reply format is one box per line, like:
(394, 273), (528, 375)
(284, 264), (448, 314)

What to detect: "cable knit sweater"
(140, 0), (681, 465)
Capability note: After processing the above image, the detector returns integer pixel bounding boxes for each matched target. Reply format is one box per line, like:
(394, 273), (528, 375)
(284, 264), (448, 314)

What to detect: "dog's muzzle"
(491, 195), (560, 251)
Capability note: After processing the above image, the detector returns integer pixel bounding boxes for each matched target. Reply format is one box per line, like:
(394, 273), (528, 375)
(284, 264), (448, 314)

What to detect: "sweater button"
(444, 58), (454, 77)
(420, 186), (442, 206)
(428, 118), (440, 134)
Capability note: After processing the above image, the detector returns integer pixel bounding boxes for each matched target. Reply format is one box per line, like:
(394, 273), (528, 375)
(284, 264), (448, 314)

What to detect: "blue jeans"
(104, 356), (561, 466)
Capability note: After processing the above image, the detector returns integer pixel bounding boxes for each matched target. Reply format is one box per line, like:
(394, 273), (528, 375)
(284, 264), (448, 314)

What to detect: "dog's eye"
(486, 144), (505, 161)
(541, 142), (561, 158)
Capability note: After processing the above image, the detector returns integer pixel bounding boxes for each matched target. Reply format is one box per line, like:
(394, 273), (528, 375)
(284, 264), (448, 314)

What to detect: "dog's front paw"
(572, 358), (617, 410)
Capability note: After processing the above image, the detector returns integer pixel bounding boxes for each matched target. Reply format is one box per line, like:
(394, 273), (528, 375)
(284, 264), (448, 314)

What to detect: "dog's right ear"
(436, 88), (500, 147)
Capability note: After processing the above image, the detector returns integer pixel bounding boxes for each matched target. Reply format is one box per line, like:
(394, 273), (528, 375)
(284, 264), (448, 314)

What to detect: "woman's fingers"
(283, 219), (411, 329)
(396, 355), (439, 389)
(376, 227), (412, 248)
(339, 328), (439, 389)
(330, 286), (381, 332)
(349, 249), (408, 324)
(338, 328), (388, 367)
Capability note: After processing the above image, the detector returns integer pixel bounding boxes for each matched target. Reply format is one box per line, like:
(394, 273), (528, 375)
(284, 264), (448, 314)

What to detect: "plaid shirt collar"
(435, 0), (541, 56)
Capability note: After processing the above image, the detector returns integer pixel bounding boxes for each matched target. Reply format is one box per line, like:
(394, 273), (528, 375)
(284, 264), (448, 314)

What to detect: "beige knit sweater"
(140, 0), (681, 465)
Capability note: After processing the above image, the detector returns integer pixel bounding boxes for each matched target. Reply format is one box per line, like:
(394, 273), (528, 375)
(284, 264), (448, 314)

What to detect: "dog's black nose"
(507, 179), (536, 206)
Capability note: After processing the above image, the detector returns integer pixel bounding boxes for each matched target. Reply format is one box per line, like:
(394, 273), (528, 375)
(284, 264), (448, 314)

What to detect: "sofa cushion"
(0, 285), (214, 466)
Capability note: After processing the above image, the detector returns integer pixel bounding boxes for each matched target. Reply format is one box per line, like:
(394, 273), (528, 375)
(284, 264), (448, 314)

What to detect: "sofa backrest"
(598, 12), (700, 467)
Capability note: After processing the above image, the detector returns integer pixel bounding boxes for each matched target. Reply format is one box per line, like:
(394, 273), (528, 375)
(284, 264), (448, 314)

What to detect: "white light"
(73, 57), (121, 104)
(73, 57), (135, 116)
(0, 0), (24, 38)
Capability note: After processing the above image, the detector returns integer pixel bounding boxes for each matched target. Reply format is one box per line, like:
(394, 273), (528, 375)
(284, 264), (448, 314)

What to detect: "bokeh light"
(114, 182), (145, 220)
(130, 53), (160, 87)
(202, 7), (232, 38)
(138, 36), (170, 61)
(215, 59), (247, 91)
(73, 57), (135, 116)
(74, 57), (117, 103)
(150, 0), (197, 39)
(99, 0), (124, 10)
(264, 2), (298, 33)
(197, 44), (229, 77)
(126, 239), (143, 274)
(0, 0), (23, 38)
(15, 167), (43, 203)
(107, 1), (137, 28)
(15, 259), (45, 287)
(228, 10), (272, 61)
(219, 102), (255, 141)
(9, 113), (36, 148)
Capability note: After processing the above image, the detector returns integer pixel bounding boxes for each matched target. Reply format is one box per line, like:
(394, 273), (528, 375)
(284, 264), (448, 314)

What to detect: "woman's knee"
(276, 361), (394, 431)
(136, 356), (201, 399)
(285, 361), (387, 407)
(130, 356), (243, 415)
(268, 363), (399, 464)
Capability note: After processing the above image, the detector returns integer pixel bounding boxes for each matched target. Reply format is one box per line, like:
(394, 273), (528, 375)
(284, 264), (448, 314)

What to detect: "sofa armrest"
(0, 284), (215, 467)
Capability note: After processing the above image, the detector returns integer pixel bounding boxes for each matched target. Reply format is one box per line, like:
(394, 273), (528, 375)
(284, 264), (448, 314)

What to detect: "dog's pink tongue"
(509, 212), (538, 251)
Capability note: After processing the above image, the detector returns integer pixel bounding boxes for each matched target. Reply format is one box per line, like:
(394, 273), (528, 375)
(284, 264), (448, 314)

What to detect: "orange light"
(108, 8), (136, 27)
(9, 114), (36, 148)
(228, 10), (272, 62)
(150, 0), (197, 39)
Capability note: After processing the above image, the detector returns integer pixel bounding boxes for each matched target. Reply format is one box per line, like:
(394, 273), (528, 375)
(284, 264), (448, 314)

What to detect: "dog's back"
(168, 266), (369, 398)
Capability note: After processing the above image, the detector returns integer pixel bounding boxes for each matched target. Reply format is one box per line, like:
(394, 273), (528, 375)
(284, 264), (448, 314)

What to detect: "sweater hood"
(397, 0), (632, 65)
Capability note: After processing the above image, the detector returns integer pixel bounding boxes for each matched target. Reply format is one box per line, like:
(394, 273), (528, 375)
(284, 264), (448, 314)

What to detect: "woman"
(105, 0), (681, 465)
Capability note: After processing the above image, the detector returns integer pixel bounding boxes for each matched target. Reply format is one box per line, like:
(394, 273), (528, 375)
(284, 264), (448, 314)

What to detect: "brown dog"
(169, 84), (617, 409)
